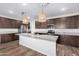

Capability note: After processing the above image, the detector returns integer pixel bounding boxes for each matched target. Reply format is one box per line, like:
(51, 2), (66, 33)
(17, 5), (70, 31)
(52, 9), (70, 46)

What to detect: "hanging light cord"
(41, 3), (50, 13)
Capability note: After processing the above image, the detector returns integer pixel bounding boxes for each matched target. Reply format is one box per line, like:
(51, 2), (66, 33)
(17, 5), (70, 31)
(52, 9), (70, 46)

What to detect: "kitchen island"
(17, 33), (58, 56)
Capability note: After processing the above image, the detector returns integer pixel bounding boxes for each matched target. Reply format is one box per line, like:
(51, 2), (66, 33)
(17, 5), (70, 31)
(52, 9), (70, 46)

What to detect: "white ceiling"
(0, 3), (79, 21)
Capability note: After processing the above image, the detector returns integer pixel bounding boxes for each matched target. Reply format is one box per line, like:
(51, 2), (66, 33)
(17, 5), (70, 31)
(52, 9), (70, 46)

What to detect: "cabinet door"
(58, 35), (79, 47)
(1, 34), (6, 43)
(0, 17), (22, 28)
(9, 19), (16, 28)
(6, 19), (11, 28)
(73, 16), (78, 28)
(35, 21), (48, 29)
(48, 19), (55, 24)
(54, 18), (62, 29)
(77, 15), (79, 28)
(0, 35), (1, 43)
(12, 20), (16, 28)
(15, 20), (22, 28)
(0, 18), (3, 28)
(48, 16), (79, 29)
(1, 34), (19, 43)
(65, 17), (75, 29)
(40, 22), (48, 29)
(35, 21), (41, 28)
(0, 18), (6, 28)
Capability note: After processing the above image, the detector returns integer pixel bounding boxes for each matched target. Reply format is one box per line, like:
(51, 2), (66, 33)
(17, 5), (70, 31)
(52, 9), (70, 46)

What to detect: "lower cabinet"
(0, 33), (19, 43)
(57, 35), (79, 47)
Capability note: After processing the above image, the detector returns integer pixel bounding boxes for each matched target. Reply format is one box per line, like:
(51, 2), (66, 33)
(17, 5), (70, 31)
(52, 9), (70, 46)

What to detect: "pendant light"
(38, 12), (47, 22)
(22, 11), (29, 24)
(37, 3), (49, 22)
(22, 16), (29, 24)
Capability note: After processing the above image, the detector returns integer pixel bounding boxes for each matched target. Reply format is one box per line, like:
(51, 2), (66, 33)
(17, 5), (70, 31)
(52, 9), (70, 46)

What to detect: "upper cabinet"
(35, 15), (79, 29)
(12, 20), (22, 28)
(55, 18), (66, 29)
(0, 17), (22, 28)
(35, 21), (48, 29)
(48, 15), (79, 29)
(77, 15), (79, 28)
(65, 16), (75, 29)
(48, 18), (66, 29)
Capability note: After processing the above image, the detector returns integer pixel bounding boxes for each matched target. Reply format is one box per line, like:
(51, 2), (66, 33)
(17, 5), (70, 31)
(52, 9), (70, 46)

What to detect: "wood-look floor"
(0, 40), (45, 56)
(57, 44), (79, 56)
(0, 40), (79, 56)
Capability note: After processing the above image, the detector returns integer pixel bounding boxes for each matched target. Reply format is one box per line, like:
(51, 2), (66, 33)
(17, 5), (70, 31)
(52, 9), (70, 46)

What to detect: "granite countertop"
(35, 29), (79, 36)
(0, 32), (19, 34)
(55, 32), (79, 36)
(16, 33), (58, 42)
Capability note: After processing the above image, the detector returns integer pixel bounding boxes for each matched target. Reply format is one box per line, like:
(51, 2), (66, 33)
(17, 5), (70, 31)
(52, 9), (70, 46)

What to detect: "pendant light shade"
(21, 11), (30, 24)
(22, 16), (29, 24)
(37, 13), (47, 22)
(37, 4), (49, 22)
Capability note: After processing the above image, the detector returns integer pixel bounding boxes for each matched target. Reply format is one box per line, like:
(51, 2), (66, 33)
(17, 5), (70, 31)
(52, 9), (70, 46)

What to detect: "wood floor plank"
(0, 40), (79, 56)
(0, 40), (45, 56)
(57, 44), (79, 56)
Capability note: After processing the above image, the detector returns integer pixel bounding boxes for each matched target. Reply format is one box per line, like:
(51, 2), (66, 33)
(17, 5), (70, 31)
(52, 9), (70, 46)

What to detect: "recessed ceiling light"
(9, 10), (13, 14)
(22, 3), (27, 6)
(61, 8), (67, 11)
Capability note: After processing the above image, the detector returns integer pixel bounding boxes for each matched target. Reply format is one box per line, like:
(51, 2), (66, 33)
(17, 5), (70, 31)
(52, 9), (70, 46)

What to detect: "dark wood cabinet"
(0, 17), (22, 28)
(55, 18), (65, 29)
(48, 18), (66, 29)
(48, 15), (79, 47)
(35, 21), (41, 28)
(48, 19), (55, 24)
(64, 17), (74, 28)
(0, 17), (6, 28)
(48, 15), (79, 29)
(35, 21), (48, 29)
(0, 17), (21, 43)
(76, 15), (79, 28)
(0, 34), (19, 43)
(57, 35), (79, 47)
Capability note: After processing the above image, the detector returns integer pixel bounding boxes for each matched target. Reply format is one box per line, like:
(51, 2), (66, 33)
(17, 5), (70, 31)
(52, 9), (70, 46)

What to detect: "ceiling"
(0, 3), (79, 21)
